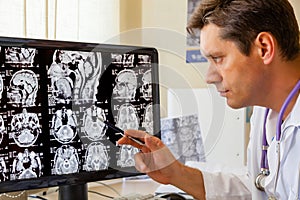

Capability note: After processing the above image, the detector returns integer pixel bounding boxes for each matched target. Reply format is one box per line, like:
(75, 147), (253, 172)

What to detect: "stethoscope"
(255, 80), (300, 194)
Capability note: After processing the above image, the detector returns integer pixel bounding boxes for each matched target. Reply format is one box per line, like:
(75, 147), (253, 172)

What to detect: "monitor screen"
(0, 37), (160, 195)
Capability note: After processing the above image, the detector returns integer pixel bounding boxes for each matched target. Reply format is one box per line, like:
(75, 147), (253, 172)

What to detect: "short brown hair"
(187, 0), (300, 61)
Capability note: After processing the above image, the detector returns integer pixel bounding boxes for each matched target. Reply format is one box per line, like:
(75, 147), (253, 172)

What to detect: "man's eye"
(212, 57), (222, 63)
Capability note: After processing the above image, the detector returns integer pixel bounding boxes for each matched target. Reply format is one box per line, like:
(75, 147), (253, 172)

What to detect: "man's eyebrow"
(202, 51), (223, 58)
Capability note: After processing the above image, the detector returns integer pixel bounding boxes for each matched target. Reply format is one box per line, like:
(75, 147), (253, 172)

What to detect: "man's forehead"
(200, 24), (223, 56)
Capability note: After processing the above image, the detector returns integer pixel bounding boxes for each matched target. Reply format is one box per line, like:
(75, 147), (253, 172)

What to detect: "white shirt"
(200, 94), (300, 199)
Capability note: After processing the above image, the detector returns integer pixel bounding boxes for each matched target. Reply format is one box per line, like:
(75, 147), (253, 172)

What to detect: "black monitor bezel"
(0, 36), (161, 193)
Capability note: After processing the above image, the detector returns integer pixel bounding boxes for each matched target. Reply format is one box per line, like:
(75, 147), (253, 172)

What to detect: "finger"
(134, 152), (150, 173)
(117, 136), (144, 149)
(124, 129), (148, 141)
(144, 135), (165, 151)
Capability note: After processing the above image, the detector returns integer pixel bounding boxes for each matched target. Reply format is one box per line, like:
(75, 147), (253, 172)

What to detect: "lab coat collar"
(284, 93), (300, 127)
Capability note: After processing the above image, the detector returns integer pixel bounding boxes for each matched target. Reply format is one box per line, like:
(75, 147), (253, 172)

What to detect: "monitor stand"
(58, 183), (88, 200)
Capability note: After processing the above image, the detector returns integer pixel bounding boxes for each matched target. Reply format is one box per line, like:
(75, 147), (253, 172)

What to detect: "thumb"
(145, 135), (164, 151)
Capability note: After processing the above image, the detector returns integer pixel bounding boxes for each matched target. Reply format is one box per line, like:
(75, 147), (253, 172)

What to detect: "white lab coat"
(200, 94), (300, 199)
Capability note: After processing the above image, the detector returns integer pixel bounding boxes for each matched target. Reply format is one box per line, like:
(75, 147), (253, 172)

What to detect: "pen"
(97, 117), (145, 146)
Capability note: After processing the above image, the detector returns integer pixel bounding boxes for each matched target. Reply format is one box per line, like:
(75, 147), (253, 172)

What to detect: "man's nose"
(205, 63), (222, 84)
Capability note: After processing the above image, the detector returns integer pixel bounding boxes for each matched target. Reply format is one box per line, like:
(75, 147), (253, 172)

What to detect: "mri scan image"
(51, 107), (77, 144)
(7, 69), (39, 107)
(53, 145), (79, 175)
(10, 108), (41, 147)
(0, 115), (5, 145)
(0, 75), (3, 100)
(74, 52), (102, 102)
(142, 103), (154, 135)
(116, 103), (140, 168)
(112, 69), (137, 102)
(141, 70), (152, 101)
(111, 53), (134, 65)
(84, 142), (109, 171)
(82, 105), (107, 141)
(116, 103), (139, 130)
(48, 50), (76, 104)
(160, 114), (206, 163)
(12, 149), (42, 180)
(118, 145), (140, 167)
(0, 157), (8, 182)
(5, 47), (36, 64)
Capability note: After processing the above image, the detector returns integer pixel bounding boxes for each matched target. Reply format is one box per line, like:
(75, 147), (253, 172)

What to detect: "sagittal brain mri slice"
(52, 107), (77, 144)
(83, 105), (106, 141)
(84, 142), (108, 171)
(12, 149), (42, 180)
(74, 52), (102, 102)
(48, 50), (76, 104)
(53, 145), (79, 175)
(7, 69), (39, 107)
(11, 108), (41, 147)
(112, 69), (137, 101)
(5, 47), (36, 64)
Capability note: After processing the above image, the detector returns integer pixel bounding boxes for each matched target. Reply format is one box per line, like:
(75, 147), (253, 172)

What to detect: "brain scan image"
(0, 115), (5, 145)
(161, 129), (180, 159)
(115, 103), (140, 168)
(5, 47), (36, 64)
(141, 70), (152, 101)
(11, 108), (41, 147)
(116, 103), (139, 130)
(52, 107), (77, 144)
(7, 69), (38, 107)
(83, 105), (106, 141)
(74, 52), (102, 102)
(53, 145), (79, 175)
(138, 55), (151, 63)
(0, 75), (3, 100)
(118, 145), (140, 167)
(112, 53), (134, 65)
(84, 142), (109, 171)
(112, 69), (137, 101)
(142, 103), (154, 135)
(48, 50), (77, 104)
(12, 149), (42, 180)
(0, 157), (8, 182)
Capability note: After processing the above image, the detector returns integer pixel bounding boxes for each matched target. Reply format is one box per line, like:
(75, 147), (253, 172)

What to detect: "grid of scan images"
(0, 46), (157, 182)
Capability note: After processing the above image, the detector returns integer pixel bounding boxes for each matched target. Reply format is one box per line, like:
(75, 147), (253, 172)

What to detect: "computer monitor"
(0, 37), (160, 199)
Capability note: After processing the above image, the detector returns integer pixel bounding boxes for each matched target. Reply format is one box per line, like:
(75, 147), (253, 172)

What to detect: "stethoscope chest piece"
(255, 170), (269, 191)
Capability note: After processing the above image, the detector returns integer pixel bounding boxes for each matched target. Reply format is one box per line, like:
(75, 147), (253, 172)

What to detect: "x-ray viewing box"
(0, 37), (161, 199)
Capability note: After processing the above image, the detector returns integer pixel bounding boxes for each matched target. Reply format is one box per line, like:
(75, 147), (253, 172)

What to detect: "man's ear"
(254, 32), (275, 65)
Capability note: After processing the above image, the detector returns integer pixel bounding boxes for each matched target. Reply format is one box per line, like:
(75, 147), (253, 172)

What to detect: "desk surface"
(35, 178), (161, 200)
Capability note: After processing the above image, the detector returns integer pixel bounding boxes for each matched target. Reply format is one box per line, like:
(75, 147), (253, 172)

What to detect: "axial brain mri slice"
(11, 108), (41, 147)
(51, 107), (77, 144)
(83, 105), (107, 141)
(84, 142), (108, 171)
(53, 145), (79, 175)
(12, 149), (42, 180)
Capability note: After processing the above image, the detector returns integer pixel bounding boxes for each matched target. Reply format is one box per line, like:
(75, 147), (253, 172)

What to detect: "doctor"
(118, 0), (300, 199)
